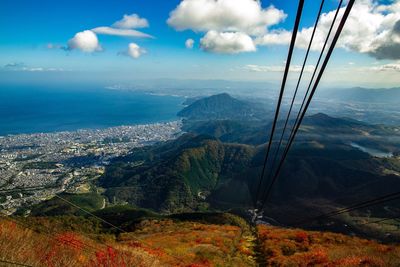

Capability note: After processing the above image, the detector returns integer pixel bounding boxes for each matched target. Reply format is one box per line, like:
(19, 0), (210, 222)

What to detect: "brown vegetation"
(0, 217), (255, 267)
(257, 225), (400, 266)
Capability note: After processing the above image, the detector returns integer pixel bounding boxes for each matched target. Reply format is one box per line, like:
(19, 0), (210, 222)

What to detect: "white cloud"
(168, 0), (286, 35)
(64, 13), (152, 54)
(67, 30), (101, 53)
(254, 30), (292, 46)
(122, 43), (146, 59)
(92, 13), (153, 39)
(168, 0), (286, 53)
(369, 62), (400, 72)
(256, 0), (400, 60)
(244, 64), (315, 73)
(4, 62), (25, 69)
(200, 31), (256, 53)
(112, 14), (149, 29)
(92, 27), (154, 38)
(3, 62), (64, 72)
(185, 38), (195, 49)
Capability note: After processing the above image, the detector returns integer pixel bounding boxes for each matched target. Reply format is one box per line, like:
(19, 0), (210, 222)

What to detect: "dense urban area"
(0, 121), (182, 214)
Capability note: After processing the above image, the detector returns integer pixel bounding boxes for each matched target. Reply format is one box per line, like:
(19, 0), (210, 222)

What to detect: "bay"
(0, 85), (184, 136)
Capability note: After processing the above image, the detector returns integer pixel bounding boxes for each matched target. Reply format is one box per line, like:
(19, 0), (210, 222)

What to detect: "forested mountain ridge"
(99, 135), (255, 212)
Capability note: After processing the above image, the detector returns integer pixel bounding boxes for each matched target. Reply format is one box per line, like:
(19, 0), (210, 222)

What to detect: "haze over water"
(0, 85), (184, 136)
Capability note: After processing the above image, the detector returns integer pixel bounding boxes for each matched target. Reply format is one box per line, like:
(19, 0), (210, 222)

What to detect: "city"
(0, 121), (182, 214)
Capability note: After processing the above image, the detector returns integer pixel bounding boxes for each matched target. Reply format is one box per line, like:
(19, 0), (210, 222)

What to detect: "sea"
(0, 85), (185, 136)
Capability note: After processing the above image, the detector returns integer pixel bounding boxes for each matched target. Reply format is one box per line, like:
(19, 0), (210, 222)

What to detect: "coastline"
(0, 119), (183, 138)
(0, 120), (183, 213)
(0, 86), (185, 137)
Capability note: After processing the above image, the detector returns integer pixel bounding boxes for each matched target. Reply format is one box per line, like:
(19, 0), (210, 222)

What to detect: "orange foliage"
(89, 246), (128, 267)
(55, 232), (84, 252)
(331, 256), (385, 267)
(0, 220), (159, 266)
(0, 218), (257, 266)
(257, 225), (400, 267)
(295, 231), (309, 243)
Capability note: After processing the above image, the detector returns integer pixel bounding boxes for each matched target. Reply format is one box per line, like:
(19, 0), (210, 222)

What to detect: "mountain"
(178, 93), (266, 121)
(94, 113), (400, 241)
(98, 134), (255, 213)
(302, 113), (367, 128)
(183, 112), (400, 152)
(182, 119), (268, 145)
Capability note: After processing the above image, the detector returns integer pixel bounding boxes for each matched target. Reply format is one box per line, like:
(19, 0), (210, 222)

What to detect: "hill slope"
(98, 134), (255, 212)
(1, 213), (399, 266)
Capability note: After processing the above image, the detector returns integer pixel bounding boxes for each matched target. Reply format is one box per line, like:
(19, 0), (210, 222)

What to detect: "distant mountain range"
(319, 87), (400, 104)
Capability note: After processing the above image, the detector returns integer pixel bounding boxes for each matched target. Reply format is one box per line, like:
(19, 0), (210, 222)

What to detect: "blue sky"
(0, 0), (399, 87)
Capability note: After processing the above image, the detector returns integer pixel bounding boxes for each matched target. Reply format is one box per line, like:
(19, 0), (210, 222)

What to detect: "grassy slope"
(1, 212), (400, 266)
(0, 213), (255, 267)
(29, 193), (105, 216)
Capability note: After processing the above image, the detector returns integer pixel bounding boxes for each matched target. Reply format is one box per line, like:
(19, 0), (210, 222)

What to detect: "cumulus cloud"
(64, 13), (152, 54)
(256, 0), (400, 60)
(168, 0), (286, 35)
(244, 64), (315, 73)
(185, 38), (195, 49)
(121, 43), (146, 59)
(200, 31), (256, 53)
(112, 13), (149, 29)
(168, 0), (285, 53)
(67, 30), (102, 52)
(92, 13), (152, 39)
(92, 27), (154, 38)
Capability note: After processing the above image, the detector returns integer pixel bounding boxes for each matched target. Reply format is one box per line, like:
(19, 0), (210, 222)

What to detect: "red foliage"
(330, 256), (385, 267)
(95, 250), (107, 266)
(55, 232), (83, 252)
(142, 246), (166, 257)
(295, 231), (309, 243)
(9, 221), (17, 231)
(91, 246), (126, 267)
(42, 248), (57, 267)
(107, 246), (117, 263)
(294, 248), (329, 266)
(311, 249), (329, 264)
(127, 241), (142, 248)
(187, 259), (212, 267)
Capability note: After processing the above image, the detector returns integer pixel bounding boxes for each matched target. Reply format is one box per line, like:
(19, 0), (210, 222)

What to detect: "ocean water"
(0, 85), (184, 136)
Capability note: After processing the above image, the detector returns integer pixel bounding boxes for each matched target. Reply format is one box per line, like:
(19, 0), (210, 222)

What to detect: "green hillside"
(99, 135), (255, 213)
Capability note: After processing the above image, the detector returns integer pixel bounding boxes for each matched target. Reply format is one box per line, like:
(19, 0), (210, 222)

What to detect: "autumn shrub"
(257, 225), (400, 267)
(295, 231), (309, 243)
